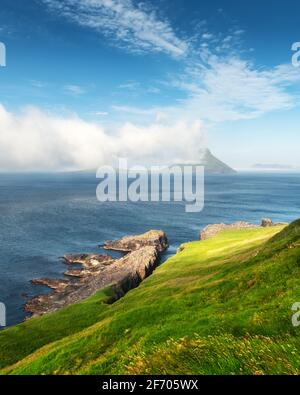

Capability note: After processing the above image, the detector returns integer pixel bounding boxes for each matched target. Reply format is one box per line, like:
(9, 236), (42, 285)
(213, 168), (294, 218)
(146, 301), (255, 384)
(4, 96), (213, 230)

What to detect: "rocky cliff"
(25, 230), (168, 318)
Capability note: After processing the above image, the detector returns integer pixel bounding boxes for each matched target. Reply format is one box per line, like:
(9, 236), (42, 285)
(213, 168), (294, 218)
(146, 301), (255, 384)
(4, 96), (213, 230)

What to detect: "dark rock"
(261, 218), (274, 227)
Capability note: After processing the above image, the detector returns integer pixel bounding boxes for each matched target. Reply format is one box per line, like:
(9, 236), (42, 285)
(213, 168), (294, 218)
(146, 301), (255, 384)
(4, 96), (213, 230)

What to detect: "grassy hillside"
(1, 221), (300, 375)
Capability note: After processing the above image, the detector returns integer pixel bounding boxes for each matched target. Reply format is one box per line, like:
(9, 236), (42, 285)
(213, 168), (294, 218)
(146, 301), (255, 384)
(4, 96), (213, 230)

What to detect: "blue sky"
(0, 0), (299, 170)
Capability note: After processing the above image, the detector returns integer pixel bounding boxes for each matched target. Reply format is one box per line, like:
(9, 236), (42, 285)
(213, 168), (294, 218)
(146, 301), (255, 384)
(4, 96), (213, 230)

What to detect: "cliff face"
(25, 230), (168, 318)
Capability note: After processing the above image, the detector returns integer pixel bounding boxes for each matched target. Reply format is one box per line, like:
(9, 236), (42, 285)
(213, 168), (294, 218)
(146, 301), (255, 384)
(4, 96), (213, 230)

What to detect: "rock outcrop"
(103, 230), (168, 252)
(261, 218), (274, 227)
(25, 230), (168, 318)
(64, 253), (115, 267)
(200, 218), (277, 240)
(200, 221), (258, 240)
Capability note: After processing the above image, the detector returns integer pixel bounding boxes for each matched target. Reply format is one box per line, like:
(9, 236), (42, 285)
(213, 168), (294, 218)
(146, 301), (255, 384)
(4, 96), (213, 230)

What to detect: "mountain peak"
(197, 149), (237, 174)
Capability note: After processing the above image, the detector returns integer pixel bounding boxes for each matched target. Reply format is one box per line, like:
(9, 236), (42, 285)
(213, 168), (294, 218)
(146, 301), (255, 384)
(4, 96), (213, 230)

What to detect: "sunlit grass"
(1, 221), (300, 374)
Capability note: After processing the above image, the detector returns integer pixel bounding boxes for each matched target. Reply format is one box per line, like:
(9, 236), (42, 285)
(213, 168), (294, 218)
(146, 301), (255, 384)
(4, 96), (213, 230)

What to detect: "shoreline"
(25, 230), (168, 318)
(25, 219), (284, 319)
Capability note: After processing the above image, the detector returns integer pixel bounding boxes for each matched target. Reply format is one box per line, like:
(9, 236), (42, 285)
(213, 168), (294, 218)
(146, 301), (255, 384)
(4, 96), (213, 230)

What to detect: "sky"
(0, 0), (300, 171)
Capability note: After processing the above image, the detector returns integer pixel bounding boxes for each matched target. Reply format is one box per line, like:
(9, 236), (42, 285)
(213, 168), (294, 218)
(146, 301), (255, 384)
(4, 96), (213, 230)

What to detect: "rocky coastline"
(25, 219), (282, 318)
(25, 230), (168, 318)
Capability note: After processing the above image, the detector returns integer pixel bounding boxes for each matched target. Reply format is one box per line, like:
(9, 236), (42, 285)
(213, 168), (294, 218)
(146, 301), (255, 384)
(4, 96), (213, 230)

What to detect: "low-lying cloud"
(0, 104), (205, 171)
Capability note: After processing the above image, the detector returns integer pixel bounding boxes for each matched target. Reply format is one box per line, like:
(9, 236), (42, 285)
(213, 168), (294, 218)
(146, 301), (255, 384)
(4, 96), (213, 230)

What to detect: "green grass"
(0, 287), (115, 370)
(1, 221), (300, 375)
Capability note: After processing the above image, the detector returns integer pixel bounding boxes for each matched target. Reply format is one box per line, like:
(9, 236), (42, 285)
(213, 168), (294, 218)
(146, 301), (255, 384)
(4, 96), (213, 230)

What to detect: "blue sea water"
(0, 172), (300, 327)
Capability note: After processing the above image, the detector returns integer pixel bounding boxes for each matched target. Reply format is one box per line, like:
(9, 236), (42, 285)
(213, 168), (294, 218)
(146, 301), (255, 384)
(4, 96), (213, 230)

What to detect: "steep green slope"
(0, 287), (115, 370)
(1, 221), (300, 375)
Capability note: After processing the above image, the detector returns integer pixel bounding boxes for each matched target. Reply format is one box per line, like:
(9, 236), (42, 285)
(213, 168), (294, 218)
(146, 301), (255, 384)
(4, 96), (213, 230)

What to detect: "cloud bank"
(1, 57), (298, 171)
(0, 104), (204, 171)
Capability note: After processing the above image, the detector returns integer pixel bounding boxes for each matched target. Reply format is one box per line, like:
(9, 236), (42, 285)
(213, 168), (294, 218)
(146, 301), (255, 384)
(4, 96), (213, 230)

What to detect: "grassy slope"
(1, 221), (300, 374)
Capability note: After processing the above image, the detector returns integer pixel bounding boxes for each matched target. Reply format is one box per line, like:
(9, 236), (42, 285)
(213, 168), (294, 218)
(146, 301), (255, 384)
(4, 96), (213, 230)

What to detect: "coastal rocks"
(31, 278), (70, 291)
(25, 230), (168, 318)
(261, 218), (274, 227)
(104, 230), (168, 252)
(64, 253), (115, 268)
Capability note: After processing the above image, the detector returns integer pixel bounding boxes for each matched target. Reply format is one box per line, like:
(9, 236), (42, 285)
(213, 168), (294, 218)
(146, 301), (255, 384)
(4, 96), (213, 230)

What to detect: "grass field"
(1, 220), (300, 374)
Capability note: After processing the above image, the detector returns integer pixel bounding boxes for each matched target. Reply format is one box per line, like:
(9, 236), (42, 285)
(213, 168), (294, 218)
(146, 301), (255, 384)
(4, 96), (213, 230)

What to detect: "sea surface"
(1, 172), (300, 327)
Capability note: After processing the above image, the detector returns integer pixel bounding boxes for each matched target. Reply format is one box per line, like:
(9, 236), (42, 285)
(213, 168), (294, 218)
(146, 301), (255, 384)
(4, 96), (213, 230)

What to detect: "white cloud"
(0, 105), (113, 170)
(118, 81), (140, 90)
(64, 84), (86, 96)
(41, 0), (300, 124)
(202, 33), (213, 40)
(29, 80), (46, 89)
(117, 119), (205, 164)
(4, 3), (300, 171)
(0, 104), (205, 170)
(93, 111), (109, 116)
(42, 0), (188, 58)
(167, 57), (300, 123)
(110, 57), (300, 125)
(147, 86), (160, 94)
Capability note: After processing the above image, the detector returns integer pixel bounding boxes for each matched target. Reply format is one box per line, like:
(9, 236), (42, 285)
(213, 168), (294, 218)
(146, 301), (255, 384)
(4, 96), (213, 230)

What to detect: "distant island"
(199, 149), (237, 174)
(77, 149), (237, 175)
(252, 163), (295, 170)
(175, 149), (237, 174)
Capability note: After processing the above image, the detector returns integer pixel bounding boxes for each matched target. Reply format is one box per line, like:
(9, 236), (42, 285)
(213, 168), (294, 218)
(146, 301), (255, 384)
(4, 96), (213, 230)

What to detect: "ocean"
(1, 172), (300, 327)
